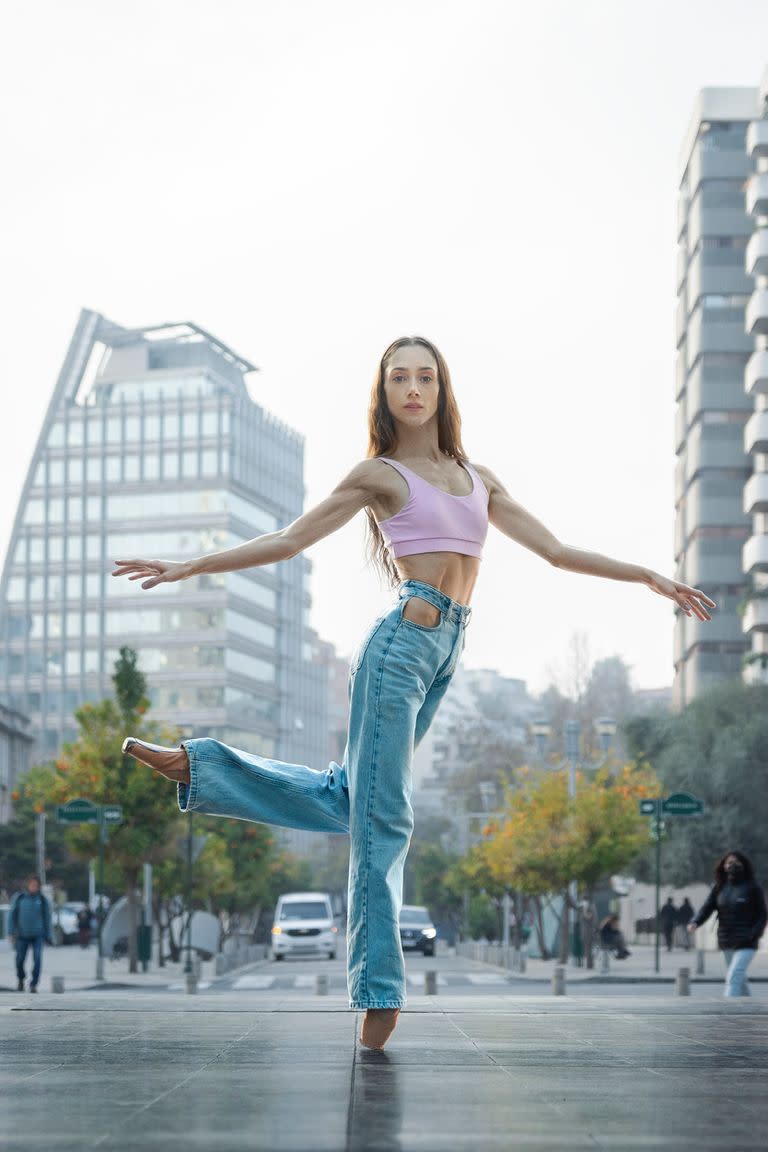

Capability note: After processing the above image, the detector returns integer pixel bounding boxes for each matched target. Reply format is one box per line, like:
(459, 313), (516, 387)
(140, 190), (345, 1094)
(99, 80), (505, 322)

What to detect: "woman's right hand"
(110, 558), (192, 590)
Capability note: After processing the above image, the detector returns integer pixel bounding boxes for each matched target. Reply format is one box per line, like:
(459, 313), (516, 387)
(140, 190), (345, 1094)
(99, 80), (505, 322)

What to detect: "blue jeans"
(15, 936), (44, 988)
(723, 947), (756, 996)
(177, 578), (471, 1009)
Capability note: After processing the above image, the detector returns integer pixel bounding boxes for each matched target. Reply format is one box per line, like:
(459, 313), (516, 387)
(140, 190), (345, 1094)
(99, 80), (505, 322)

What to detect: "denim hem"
(350, 1001), (406, 1010)
(176, 740), (198, 813)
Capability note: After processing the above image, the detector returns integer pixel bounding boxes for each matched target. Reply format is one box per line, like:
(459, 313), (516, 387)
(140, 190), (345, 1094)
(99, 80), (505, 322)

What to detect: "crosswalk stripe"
(466, 973), (507, 985)
(232, 975), (276, 990)
(406, 973), (448, 986)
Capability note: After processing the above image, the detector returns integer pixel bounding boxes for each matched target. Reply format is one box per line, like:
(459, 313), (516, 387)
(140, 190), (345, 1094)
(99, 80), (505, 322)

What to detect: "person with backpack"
(8, 874), (54, 993)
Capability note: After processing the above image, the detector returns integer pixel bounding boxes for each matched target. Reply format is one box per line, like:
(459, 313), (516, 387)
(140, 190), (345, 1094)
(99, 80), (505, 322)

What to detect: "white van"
(271, 891), (338, 961)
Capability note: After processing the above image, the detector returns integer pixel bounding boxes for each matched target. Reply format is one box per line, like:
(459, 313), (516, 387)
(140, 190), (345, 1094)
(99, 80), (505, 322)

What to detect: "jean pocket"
(398, 596), (443, 631)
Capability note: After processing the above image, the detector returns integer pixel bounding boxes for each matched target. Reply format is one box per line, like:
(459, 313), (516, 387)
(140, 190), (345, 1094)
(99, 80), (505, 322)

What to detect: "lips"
(404, 405), (423, 411)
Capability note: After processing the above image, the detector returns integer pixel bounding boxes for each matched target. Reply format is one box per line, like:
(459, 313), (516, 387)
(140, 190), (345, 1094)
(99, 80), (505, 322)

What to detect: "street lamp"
(531, 719), (551, 759)
(595, 717), (617, 756)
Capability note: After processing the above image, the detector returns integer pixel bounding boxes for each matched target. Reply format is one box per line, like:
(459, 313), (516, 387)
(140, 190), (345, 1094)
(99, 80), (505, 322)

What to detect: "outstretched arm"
(475, 464), (716, 622)
(111, 459), (382, 590)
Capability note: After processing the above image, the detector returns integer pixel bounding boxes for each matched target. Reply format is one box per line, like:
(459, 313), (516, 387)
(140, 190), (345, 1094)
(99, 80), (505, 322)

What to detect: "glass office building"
(0, 310), (330, 843)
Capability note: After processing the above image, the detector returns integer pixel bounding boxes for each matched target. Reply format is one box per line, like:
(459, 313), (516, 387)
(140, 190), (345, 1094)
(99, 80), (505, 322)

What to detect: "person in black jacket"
(687, 851), (767, 997)
(659, 897), (677, 952)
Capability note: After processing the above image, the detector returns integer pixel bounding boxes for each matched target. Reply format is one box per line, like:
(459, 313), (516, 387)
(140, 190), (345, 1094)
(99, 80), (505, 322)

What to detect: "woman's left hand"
(646, 572), (716, 621)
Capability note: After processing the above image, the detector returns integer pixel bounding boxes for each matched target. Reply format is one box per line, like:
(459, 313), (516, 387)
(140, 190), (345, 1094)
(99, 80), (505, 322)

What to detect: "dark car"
(399, 904), (437, 956)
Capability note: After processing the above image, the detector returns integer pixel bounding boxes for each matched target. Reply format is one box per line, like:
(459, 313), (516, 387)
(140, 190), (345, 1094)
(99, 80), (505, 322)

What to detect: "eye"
(420, 375), (434, 384)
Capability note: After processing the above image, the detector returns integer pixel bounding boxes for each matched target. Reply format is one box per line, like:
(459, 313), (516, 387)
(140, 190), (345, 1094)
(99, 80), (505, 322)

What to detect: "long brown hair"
(365, 335), (467, 588)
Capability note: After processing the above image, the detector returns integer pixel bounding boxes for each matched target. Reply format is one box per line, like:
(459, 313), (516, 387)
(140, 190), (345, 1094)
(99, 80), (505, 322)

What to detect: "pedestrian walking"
(688, 852), (767, 996)
(677, 897), (694, 950)
(599, 914), (631, 959)
(659, 897), (677, 952)
(77, 905), (93, 949)
(8, 875), (53, 993)
(111, 335), (715, 1048)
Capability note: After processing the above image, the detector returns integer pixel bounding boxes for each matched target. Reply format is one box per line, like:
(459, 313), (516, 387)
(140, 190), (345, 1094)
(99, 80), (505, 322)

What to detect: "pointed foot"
(359, 1008), (400, 1050)
(122, 737), (190, 783)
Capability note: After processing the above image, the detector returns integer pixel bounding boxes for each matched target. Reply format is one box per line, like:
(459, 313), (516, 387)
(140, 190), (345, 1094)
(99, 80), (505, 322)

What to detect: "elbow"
(546, 541), (566, 568)
(277, 528), (302, 561)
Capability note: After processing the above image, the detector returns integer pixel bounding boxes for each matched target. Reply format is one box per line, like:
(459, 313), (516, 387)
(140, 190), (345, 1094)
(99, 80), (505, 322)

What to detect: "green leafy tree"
(482, 762), (658, 961)
(626, 681), (768, 885)
(0, 764), (85, 898)
(25, 647), (184, 972)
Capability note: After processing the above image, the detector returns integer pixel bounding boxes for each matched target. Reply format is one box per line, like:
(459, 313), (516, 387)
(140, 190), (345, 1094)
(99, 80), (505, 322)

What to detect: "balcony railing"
(743, 534), (768, 573)
(746, 228), (768, 279)
(746, 172), (768, 218)
(742, 598), (768, 633)
(744, 472), (768, 516)
(745, 349), (768, 396)
(745, 289), (768, 336)
(746, 119), (768, 160)
(744, 409), (768, 455)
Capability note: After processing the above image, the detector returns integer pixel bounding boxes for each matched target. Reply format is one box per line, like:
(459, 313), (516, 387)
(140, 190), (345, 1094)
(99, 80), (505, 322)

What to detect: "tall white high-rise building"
(0, 309), (330, 847)
(674, 72), (768, 707)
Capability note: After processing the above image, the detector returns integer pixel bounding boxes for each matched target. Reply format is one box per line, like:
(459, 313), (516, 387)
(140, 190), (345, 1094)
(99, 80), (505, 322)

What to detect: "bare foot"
(122, 738), (191, 784)
(359, 1008), (400, 1050)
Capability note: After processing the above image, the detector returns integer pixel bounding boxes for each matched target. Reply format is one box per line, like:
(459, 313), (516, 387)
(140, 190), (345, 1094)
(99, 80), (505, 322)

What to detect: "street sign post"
(57, 798), (100, 824)
(56, 799), (123, 981)
(638, 793), (704, 972)
(662, 792), (704, 817)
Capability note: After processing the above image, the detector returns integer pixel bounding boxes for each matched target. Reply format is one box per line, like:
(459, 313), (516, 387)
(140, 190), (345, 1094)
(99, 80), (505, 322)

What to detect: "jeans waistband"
(398, 579), (473, 626)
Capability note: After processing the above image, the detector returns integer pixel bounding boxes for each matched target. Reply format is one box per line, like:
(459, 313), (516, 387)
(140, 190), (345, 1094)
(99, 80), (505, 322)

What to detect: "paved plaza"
(3, 990), (768, 1151)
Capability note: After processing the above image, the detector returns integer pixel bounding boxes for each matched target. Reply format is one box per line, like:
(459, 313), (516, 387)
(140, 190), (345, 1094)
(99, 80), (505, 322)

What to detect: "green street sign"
(57, 798), (99, 824)
(662, 791), (704, 817)
(639, 799), (659, 816)
(102, 805), (123, 825)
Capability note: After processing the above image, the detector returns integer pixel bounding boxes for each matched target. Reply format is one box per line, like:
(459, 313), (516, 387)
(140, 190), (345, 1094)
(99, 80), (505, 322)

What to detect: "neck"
(391, 420), (443, 461)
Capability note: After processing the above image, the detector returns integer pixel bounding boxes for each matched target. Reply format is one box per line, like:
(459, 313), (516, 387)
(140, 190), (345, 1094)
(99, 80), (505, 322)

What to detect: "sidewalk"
(456, 941), (768, 983)
(2, 991), (767, 1150)
(0, 939), (237, 993)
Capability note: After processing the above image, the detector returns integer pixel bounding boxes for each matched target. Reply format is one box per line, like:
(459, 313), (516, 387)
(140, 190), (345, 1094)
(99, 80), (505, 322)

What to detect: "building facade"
(0, 309), (330, 845)
(0, 701), (33, 824)
(673, 83), (761, 707)
(742, 70), (768, 685)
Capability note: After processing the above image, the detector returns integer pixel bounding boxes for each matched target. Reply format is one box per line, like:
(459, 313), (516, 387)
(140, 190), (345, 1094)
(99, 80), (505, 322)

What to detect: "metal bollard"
(51, 976), (64, 993)
(675, 967), (691, 996)
(518, 949), (526, 974)
(185, 971), (198, 995)
(424, 970), (438, 995)
(696, 949), (705, 975)
(315, 973), (329, 996)
(600, 949), (610, 974)
(552, 965), (565, 996)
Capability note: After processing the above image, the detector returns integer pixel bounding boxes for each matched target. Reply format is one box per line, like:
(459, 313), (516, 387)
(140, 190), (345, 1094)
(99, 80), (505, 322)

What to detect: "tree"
(627, 681), (768, 885)
(481, 761), (659, 961)
(25, 647), (185, 972)
(0, 764), (85, 898)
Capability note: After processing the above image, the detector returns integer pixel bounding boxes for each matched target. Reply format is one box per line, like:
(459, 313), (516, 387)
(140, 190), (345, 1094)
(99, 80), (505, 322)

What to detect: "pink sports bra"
(375, 457), (490, 560)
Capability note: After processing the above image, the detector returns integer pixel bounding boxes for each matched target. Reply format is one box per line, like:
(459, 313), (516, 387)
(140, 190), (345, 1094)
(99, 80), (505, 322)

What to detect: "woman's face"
(382, 345), (440, 430)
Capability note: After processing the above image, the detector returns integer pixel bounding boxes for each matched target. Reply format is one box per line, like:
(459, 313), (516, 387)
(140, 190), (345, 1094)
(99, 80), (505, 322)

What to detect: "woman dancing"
(112, 335), (715, 1049)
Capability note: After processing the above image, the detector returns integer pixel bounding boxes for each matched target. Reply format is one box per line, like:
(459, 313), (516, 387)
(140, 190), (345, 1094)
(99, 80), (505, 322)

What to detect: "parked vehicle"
(53, 902), (87, 945)
(399, 905), (437, 956)
(271, 892), (338, 961)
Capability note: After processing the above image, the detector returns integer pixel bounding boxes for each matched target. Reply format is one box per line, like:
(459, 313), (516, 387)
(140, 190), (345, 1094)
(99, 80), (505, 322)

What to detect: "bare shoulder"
(337, 457), (402, 499)
(469, 462), (507, 498)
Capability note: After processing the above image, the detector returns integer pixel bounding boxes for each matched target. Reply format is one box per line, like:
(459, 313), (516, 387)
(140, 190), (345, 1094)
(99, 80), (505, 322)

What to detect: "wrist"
(181, 557), (203, 579)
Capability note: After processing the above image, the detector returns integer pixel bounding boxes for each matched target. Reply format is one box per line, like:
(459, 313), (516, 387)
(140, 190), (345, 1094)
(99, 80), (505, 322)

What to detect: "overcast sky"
(1, 1), (766, 695)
